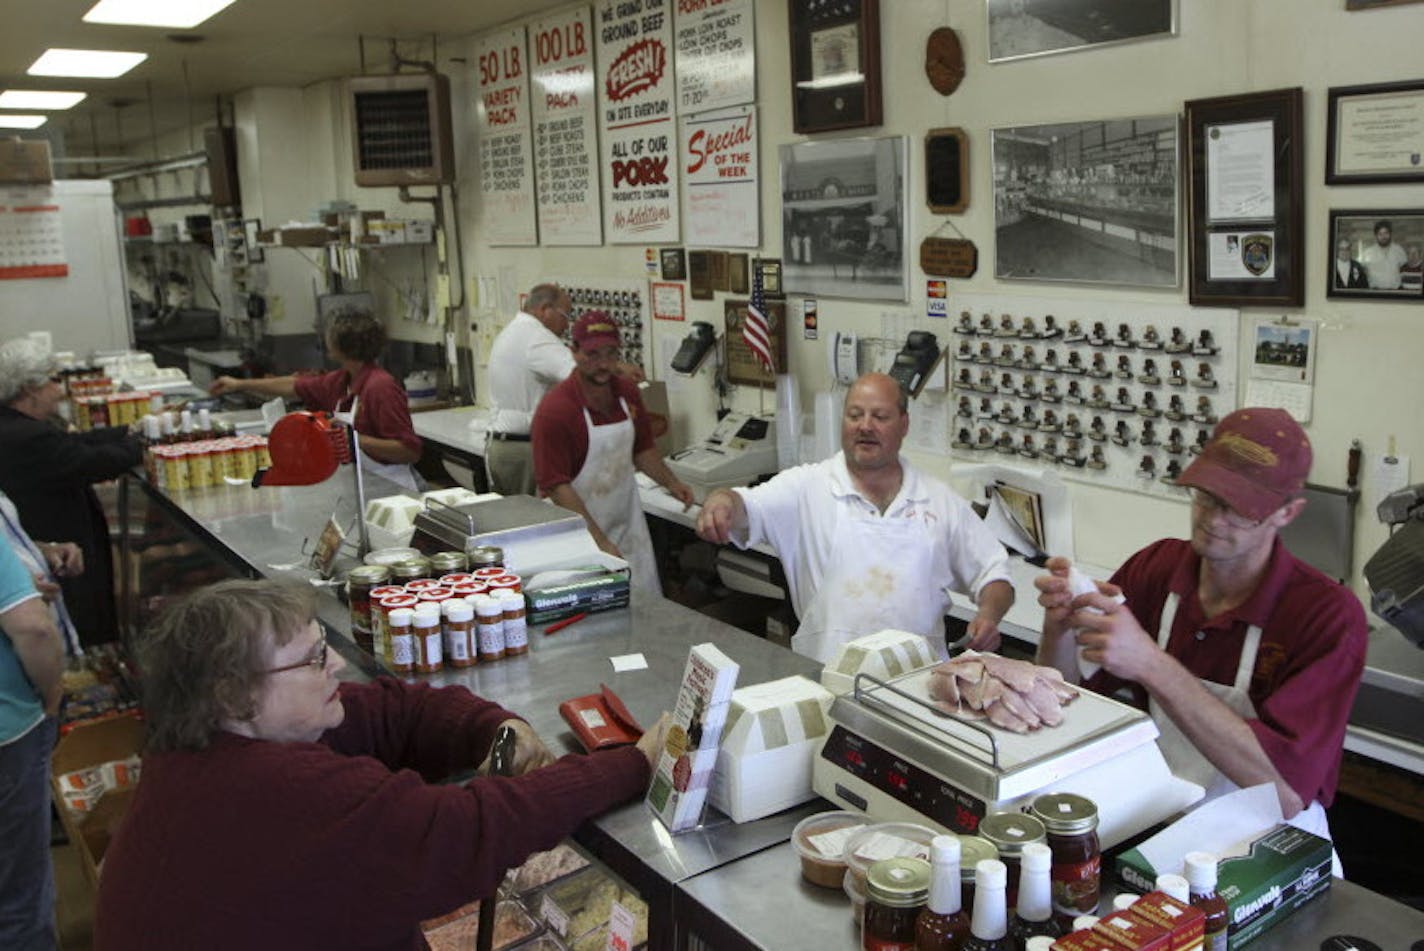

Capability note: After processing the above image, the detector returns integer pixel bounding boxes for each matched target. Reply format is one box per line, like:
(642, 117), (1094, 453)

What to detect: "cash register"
(665, 412), (778, 501)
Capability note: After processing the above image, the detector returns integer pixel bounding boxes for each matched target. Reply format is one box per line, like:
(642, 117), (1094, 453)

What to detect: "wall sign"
(920, 237), (977, 278)
(476, 26), (538, 246)
(596, 0), (681, 244)
(531, 6), (604, 245)
(674, 0), (756, 113)
(680, 105), (759, 247)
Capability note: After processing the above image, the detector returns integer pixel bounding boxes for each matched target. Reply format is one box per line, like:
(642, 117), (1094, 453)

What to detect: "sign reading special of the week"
(530, 6), (603, 246)
(673, 0), (755, 114)
(476, 26), (538, 246)
(596, 0), (680, 244)
(680, 105), (759, 247)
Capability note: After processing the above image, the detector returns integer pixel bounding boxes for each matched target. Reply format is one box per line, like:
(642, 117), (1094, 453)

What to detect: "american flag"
(744, 265), (774, 373)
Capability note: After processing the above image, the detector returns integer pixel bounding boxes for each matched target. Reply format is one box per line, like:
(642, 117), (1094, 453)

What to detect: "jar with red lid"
(487, 573), (522, 595)
(472, 566), (506, 581)
(403, 578), (442, 593)
(1029, 792), (1100, 927)
(439, 572), (476, 586)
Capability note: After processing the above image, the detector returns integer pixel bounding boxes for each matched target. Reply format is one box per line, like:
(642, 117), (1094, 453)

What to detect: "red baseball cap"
(571, 310), (620, 352)
(1177, 408), (1312, 521)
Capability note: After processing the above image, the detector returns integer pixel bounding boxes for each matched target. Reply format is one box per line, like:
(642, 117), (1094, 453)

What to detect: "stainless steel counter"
(675, 841), (1424, 951)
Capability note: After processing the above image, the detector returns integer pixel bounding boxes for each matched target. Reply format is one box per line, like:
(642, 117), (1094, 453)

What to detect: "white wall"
(144, 0), (1424, 600)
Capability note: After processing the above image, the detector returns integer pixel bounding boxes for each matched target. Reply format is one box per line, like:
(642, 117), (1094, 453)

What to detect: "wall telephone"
(888, 330), (941, 396)
(831, 331), (859, 385)
(672, 321), (717, 374)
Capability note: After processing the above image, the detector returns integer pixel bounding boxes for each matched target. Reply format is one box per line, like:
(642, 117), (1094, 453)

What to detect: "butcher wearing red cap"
(1033, 409), (1366, 870)
(531, 312), (693, 591)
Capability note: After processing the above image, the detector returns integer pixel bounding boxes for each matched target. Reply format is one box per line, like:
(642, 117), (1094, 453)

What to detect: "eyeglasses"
(264, 631), (329, 674)
(1188, 488), (1262, 528)
(47, 374), (63, 384)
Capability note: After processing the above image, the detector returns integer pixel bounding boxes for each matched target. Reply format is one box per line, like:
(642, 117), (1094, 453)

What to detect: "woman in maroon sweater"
(95, 580), (665, 951)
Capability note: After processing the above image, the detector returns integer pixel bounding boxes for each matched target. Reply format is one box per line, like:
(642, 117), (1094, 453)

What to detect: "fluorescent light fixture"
(29, 48), (148, 79)
(83, 0), (238, 29)
(0, 115), (48, 129)
(0, 90), (87, 110)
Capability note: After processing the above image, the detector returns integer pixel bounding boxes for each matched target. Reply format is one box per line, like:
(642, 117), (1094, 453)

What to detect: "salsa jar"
(863, 857), (930, 950)
(1030, 792), (1101, 924)
(976, 812), (1046, 910)
(428, 551), (468, 575)
(957, 834), (999, 911)
(345, 565), (390, 653)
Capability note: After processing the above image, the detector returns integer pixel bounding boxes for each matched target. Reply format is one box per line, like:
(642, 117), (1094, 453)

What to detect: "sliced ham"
(927, 651), (1077, 732)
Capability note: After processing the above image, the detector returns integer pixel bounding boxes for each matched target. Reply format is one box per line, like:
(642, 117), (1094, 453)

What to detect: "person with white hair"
(0, 337), (142, 647)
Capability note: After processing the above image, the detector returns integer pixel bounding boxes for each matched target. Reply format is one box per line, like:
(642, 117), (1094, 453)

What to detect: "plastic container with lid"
(475, 595), (506, 662)
(1030, 791), (1101, 925)
(844, 867), (868, 930)
(792, 810), (871, 888)
(498, 588), (528, 655)
(864, 856), (930, 950)
(843, 822), (939, 896)
(412, 605), (443, 673)
(976, 811), (1046, 909)
(444, 600), (476, 669)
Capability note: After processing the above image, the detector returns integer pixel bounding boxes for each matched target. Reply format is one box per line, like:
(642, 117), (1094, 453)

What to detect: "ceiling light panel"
(0, 91), (87, 110)
(0, 115), (48, 129)
(83, 0), (238, 29)
(29, 49), (148, 79)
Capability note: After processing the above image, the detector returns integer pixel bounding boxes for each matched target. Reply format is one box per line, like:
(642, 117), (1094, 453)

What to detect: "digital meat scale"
(812, 669), (1203, 849)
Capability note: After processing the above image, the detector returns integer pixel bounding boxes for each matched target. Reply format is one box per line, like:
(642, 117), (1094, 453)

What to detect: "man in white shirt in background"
(696, 372), (1014, 662)
(485, 284), (577, 496)
(1361, 219), (1407, 290)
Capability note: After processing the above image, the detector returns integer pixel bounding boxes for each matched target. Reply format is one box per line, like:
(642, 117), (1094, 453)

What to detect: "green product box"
(1117, 823), (1332, 947)
(525, 569), (631, 624)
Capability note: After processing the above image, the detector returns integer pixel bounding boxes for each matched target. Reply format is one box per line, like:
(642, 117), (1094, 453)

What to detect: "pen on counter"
(544, 612), (588, 635)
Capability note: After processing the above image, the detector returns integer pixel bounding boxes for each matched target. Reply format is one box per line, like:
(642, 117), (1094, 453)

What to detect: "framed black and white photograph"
(991, 116), (1178, 288)
(1326, 80), (1424, 185)
(780, 135), (908, 301)
(987, 0), (1176, 63)
(660, 247), (687, 281)
(1327, 209), (1424, 301)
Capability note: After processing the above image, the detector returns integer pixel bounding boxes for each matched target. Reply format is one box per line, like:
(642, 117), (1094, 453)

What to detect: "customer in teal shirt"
(0, 536), (65, 950)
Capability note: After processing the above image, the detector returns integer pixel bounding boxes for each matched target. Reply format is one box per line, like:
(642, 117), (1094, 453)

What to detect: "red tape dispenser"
(559, 684), (644, 751)
(252, 411), (351, 487)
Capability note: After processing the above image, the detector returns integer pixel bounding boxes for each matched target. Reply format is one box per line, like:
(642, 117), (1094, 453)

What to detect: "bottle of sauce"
(387, 607), (414, 674)
(962, 860), (1009, 951)
(1030, 792), (1100, 929)
(915, 835), (969, 950)
(1008, 844), (1061, 949)
(1154, 873), (1190, 904)
(864, 857), (931, 950)
(1184, 851), (1229, 951)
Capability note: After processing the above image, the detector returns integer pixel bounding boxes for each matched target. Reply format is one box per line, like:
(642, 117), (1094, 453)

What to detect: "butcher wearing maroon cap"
(1033, 408), (1365, 872)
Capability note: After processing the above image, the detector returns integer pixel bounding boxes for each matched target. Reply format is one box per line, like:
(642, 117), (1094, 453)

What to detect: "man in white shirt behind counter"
(696, 372), (1014, 661)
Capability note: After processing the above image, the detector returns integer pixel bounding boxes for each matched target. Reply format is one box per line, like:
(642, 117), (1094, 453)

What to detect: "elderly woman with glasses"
(0, 336), (143, 648)
(95, 579), (667, 951)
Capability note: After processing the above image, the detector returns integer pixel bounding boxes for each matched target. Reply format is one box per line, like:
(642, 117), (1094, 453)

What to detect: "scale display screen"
(820, 725), (987, 834)
(734, 417), (769, 441)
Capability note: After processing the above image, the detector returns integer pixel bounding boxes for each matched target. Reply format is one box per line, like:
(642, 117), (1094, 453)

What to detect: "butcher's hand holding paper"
(1034, 556), (1122, 681)
(696, 488), (748, 545)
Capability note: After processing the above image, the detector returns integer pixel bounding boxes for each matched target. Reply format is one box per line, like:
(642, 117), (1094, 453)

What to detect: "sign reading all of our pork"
(476, 26), (538, 246)
(673, 0), (756, 114)
(680, 105), (759, 247)
(596, 0), (681, 244)
(531, 6), (603, 245)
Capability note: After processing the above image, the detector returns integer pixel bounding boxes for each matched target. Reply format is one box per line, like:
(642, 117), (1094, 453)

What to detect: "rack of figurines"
(946, 296), (1239, 499)
(557, 278), (649, 374)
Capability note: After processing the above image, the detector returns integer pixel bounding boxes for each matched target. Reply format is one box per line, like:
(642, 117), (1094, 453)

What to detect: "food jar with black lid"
(1029, 792), (1100, 926)
(975, 812), (1046, 911)
(863, 857), (931, 951)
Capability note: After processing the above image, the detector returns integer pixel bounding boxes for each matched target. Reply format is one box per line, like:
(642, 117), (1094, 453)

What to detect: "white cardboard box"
(709, 675), (835, 822)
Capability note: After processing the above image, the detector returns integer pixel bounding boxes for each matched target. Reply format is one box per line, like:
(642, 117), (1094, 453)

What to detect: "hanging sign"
(531, 6), (604, 245)
(680, 105), (759, 247)
(476, 27), (538, 246)
(673, 0), (756, 113)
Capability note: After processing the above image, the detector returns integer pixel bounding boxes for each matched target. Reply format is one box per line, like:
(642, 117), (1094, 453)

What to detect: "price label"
(604, 901), (636, 951)
(541, 893), (569, 936)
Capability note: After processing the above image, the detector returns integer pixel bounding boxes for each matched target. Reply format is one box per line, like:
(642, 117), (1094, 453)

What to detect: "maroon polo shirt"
(531, 374), (653, 493)
(1086, 537), (1367, 807)
(293, 364), (422, 455)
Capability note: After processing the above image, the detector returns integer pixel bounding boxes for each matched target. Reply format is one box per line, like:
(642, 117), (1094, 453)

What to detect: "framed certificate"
(1186, 88), (1304, 307)
(1327, 79), (1424, 185)
(788, 0), (882, 134)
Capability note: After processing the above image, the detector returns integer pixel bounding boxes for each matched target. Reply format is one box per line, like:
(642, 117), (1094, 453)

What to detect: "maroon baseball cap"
(1177, 408), (1312, 521)
(571, 310), (620, 352)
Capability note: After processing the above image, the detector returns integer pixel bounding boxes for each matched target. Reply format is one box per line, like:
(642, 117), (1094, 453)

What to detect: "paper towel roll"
(776, 375), (801, 470)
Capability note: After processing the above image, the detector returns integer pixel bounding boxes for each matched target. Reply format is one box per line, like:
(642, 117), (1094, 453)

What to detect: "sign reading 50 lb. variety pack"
(597, 0), (680, 244)
(531, 6), (603, 245)
(476, 27), (538, 246)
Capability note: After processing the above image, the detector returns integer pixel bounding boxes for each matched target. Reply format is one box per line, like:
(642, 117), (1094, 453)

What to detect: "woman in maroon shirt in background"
(95, 579), (668, 951)
(209, 312), (424, 489)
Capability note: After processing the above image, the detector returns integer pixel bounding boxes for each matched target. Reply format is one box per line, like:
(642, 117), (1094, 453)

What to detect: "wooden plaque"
(920, 237), (978, 278)
(925, 127), (968, 213)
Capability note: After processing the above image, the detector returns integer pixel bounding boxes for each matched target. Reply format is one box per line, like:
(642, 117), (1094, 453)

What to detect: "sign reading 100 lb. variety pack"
(531, 6), (604, 245)
(476, 26), (538, 246)
(596, 0), (681, 244)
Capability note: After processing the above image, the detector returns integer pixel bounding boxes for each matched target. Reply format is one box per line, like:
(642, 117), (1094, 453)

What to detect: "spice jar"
(376, 592), (418, 664)
(412, 605), (443, 673)
(864, 857), (930, 950)
(474, 595), (506, 662)
(368, 586), (405, 659)
(486, 573), (522, 595)
(387, 607), (415, 674)
(1030, 792), (1101, 925)
(976, 812), (1046, 910)
(444, 600), (476, 668)
(497, 589), (528, 655)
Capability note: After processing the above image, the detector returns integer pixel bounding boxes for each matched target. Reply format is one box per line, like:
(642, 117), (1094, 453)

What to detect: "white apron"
(1152, 593), (1341, 875)
(336, 390), (419, 491)
(793, 508), (943, 663)
(571, 399), (658, 592)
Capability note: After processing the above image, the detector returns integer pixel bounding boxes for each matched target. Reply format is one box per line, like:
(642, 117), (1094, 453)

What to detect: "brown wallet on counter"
(559, 684), (644, 751)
